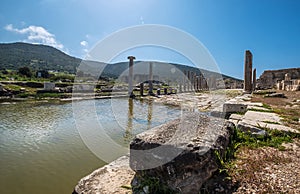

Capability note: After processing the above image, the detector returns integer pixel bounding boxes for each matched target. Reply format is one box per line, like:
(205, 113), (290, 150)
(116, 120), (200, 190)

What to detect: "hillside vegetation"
(0, 42), (80, 73)
(0, 42), (242, 84)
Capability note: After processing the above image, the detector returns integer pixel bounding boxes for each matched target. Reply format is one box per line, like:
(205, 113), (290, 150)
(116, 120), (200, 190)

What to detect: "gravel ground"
(231, 140), (300, 194)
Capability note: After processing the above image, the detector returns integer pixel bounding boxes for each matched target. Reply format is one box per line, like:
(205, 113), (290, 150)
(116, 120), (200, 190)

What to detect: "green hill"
(0, 42), (242, 84)
(0, 42), (81, 73)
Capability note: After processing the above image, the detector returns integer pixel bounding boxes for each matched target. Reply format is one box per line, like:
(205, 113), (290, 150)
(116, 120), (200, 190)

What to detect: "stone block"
(237, 122), (267, 137)
(265, 93), (286, 98)
(130, 113), (234, 194)
(229, 113), (243, 121)
(223, 102), (247, 114)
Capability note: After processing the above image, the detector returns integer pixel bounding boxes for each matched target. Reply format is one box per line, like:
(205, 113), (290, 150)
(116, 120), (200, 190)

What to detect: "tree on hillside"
(36, 70), (50, 78)
(18, 66), (32, 77)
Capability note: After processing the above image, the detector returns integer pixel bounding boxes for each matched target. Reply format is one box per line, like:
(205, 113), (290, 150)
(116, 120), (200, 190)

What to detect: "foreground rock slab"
(130, 113), (234, 194)
(73, 155), (134, 194)
(239, 111), (299, 133)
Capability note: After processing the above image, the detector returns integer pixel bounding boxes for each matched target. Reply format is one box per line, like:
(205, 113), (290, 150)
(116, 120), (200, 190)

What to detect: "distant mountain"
(0, 42), (81, 73)
(0, 42), (242, 83)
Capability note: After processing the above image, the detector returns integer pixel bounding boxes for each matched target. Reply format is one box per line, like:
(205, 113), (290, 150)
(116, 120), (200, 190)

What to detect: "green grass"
(213, 127), (300, 179)
(132, 174), (178, 194)
(3, 84), (22, 91)
(234, 127), (300, 149)
(253, 90), (276, 95)
(262, 120), (281, 125)
(262, 103), (272, 109)
(35, 92), (70, 99)
(247, 108), (274, 113)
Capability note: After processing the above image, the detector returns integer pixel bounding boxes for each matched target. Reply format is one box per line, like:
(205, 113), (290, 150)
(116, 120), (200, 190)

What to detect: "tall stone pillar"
(128, 56), (135, 96)
(179, 83), (182, 93)
(148, 62), (153, 95)
(244, 50), (253, 93)
(190, 72), (194, 91)
(183, 70), (186, 92)
(196, 76), (199, 92)
(253, 68), (256, 91)
(187, 71), (190, 92)
(194, 74), (197, 92)
(199, 75), (203, 90)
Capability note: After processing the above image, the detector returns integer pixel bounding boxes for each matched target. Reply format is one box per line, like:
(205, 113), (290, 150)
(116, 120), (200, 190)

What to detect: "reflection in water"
(0, 99), (181, 194)
(147, 100), (153, 129)
(124, 99), (154, 143)
(124, 98), (134, 143)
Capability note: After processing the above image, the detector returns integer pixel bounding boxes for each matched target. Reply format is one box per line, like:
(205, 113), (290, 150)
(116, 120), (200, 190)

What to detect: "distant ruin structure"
(257, 68), (300, 90)
(244, 50), (253, 93)
(276, 72), (300, 91)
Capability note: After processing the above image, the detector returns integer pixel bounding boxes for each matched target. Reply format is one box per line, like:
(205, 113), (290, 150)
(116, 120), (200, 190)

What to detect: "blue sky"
(0, 0), (299, 79)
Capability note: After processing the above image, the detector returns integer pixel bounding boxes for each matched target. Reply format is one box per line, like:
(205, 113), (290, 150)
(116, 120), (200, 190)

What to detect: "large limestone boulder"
(130, 113), (234, 194)
(73, 155), (135, 194)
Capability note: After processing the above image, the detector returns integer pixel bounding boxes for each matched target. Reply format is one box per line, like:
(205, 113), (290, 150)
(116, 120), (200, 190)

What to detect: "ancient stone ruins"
(73, 52), (299, 194)
(244, 51), (299, 92)
(243, 50), (257, 93)
(257, 68), (300, 91)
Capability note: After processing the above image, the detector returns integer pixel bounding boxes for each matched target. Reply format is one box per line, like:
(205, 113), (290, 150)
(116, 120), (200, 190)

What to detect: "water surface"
(0, 98), (181, 194)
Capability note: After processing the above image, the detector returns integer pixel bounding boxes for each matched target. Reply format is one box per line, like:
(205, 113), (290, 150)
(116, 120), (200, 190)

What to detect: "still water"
(0, 98), (181, 194)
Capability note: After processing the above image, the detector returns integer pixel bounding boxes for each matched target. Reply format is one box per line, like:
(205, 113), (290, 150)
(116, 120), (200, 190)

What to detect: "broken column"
(253, 68), (256, 91)
(244, 50), (253, 93)
(128, 56), (135, 97)
(148, 62), (154, 95)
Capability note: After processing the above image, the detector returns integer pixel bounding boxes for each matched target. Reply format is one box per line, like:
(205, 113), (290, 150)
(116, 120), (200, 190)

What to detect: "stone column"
(148, 62), (153, 95)
(285, 73), (291, 81)
(140, 83), (144, 96)
(199, 75), (203, 90)
(157, 88), (161, 95)
(244, 50), (253, 93)
(196, 76), (199, 92)
(194, 74), (197, 92)
(183, 70), (186, 92)
(128, 56), (135, 96)
(179, 83), (182, 93)
(209, 76), (216, 90)
(253, 68), (256, 91)
(164, 88), (168, 95)
(187, 71), (190, 92)
(204, 78), (208, 90)
(190, 72), (194, 91)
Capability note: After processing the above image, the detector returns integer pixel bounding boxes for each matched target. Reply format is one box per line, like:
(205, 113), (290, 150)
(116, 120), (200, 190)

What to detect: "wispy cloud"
(4, 24), (64, 50)
(80, 37), (90, 58)
(80, 40), (88, 47)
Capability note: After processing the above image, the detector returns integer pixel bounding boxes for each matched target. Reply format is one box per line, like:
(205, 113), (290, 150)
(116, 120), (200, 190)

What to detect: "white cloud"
(4, 24), (64, 50)
(80, 40), (88, 47)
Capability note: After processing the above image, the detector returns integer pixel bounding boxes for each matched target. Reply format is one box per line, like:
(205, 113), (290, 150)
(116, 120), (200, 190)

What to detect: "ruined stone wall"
(257, 68), (300, 89)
